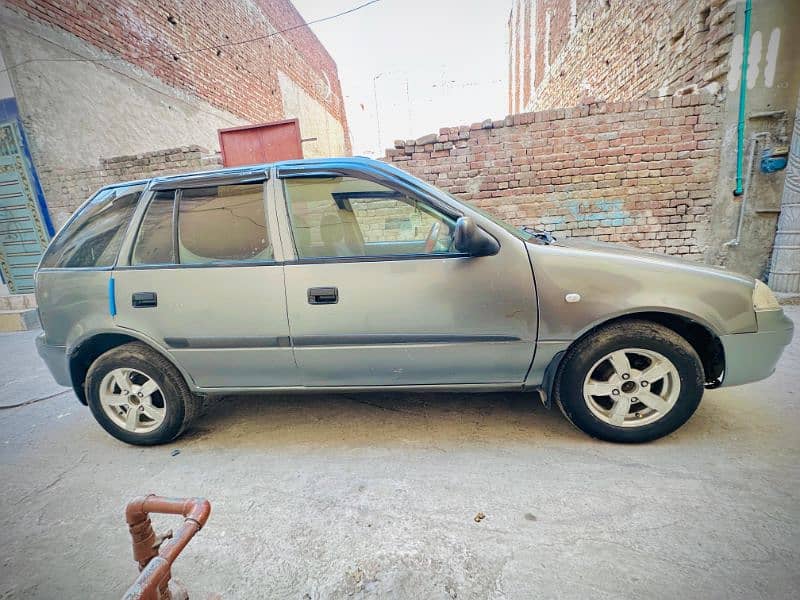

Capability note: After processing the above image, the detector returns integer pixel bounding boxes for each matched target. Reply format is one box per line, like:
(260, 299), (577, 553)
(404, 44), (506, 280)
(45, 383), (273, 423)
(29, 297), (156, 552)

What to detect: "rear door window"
(40, 184), (142, 268)
(129, 182), (271, 266)
(177, 184), (271, 264)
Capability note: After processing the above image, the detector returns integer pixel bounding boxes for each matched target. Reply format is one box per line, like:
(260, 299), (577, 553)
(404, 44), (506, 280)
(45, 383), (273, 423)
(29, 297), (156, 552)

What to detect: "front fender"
(527, 242), (756, 343)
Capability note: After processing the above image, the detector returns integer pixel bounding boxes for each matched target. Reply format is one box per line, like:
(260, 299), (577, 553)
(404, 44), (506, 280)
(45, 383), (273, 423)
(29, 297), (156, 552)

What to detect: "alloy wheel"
(98, 368), (166, 433)
(582, 348), (681, 428)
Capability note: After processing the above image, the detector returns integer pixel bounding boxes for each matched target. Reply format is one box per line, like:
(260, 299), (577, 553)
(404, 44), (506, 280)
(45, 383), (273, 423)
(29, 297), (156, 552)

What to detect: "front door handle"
(132, 291), (157, 308)
(307, 287), (338, 305)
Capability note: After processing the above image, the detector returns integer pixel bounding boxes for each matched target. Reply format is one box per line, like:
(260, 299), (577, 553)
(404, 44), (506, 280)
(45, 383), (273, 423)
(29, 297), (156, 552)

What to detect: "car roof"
(97, 156), (388, 192)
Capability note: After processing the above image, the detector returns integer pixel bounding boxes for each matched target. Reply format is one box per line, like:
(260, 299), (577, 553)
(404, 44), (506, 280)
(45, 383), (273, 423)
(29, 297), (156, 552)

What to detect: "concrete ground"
(1, 311), (798, 600)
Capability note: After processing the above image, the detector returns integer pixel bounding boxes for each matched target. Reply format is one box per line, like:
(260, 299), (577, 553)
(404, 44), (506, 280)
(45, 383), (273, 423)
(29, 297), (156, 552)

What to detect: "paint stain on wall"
(765, 28), (781, 88)
(728, 28), (782, 92)
(567, 199), (632, 226)
(538, 199), (632, 227)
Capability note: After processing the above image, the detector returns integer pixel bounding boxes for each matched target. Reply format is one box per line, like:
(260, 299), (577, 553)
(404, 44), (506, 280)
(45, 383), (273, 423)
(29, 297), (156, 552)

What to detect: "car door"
(113, 170), (298, 389)
(275, 162), (538, 387)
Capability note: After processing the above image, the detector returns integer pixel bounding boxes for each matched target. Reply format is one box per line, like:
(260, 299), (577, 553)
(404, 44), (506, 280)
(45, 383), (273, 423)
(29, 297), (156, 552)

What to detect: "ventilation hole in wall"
(216, 49), (223, 57)
(604, 0), (610, 6)
(671, 27), (685, 42)
(167, 14), (178, 26)
(172, 54), (179, 61)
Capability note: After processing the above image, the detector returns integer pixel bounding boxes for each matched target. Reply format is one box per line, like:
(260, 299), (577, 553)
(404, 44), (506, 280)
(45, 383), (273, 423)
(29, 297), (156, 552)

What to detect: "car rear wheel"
(553, 320), (704, 443)
(85, 342), (197, 445)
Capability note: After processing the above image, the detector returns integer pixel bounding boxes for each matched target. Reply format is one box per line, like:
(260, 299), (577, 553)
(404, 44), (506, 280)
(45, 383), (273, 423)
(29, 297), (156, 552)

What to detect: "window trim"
(288, 253), (472, 265)
(150, 168), (269, 190)
(37, 265), (116, 273)
(277, 165), (462, 219)
(172, 189), (181, 264)
(280, 170), (466, 263)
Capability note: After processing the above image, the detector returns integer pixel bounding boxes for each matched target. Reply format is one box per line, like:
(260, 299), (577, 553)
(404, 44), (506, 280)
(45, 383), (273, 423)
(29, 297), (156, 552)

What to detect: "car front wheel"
(553, 320), (704, 443)
(85, 342), (197, 445)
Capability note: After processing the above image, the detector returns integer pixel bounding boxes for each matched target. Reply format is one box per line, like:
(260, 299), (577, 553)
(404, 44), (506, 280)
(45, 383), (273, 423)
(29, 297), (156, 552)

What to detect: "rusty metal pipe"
(122, 495), (211, 600)
(126, 495), (211, 528)
(122, 558), (171, 600)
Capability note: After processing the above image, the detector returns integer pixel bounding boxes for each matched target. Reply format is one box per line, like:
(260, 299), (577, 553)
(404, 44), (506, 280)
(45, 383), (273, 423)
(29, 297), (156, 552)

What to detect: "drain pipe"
(734, 0), (753, 196)
(725, 132), (770, 247)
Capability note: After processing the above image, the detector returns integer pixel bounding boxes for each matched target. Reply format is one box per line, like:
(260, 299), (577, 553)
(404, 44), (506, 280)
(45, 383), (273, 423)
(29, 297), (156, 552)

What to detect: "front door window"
(283, 176), (457, 258)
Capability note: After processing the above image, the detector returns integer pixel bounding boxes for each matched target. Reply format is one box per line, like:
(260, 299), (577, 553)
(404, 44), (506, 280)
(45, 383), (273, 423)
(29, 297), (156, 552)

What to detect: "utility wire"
(0, 0), (382, 75)
(0, 389), (71, 410)
(0, 25), (243, 126)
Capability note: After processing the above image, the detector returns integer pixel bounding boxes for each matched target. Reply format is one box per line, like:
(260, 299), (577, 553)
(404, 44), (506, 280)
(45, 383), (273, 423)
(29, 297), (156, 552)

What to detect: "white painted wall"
(278, 71), (347, 158)
(0, 51), (14, 101)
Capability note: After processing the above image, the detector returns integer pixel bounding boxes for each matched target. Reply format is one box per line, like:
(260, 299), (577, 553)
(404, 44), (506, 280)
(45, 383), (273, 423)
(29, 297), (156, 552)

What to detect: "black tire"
(553, 320), (704, 443)
(85, 342), (197, 446)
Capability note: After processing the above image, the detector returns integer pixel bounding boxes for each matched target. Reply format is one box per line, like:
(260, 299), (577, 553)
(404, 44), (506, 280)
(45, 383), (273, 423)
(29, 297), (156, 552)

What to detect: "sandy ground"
(0, 309), (798, 599)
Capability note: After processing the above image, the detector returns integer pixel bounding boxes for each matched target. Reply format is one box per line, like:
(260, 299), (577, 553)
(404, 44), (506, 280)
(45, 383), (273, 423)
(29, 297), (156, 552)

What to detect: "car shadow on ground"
(173, 388), (752, 450)
(178, 390), (582, 448)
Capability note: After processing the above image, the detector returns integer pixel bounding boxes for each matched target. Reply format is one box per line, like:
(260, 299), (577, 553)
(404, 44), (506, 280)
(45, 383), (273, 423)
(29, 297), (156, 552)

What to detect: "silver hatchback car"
(34, 157), (793, 445)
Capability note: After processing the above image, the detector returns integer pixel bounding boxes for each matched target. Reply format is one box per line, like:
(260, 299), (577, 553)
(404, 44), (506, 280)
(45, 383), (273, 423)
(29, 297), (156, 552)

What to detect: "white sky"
(292, 0), (510, 157)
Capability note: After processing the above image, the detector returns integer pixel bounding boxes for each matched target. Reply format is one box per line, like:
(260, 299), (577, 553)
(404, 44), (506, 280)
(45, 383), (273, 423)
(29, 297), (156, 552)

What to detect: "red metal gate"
(218, 118), (303, 167)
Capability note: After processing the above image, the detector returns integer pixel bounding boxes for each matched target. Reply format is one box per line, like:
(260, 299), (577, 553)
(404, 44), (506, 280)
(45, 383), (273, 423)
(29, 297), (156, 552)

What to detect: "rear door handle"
(307, 287), (338, 305)
(132, 292), (157, 308)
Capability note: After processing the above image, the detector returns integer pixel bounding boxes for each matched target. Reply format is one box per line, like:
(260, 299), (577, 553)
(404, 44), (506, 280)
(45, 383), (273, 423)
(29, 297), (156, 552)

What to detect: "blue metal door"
(0, 121), (50, 293)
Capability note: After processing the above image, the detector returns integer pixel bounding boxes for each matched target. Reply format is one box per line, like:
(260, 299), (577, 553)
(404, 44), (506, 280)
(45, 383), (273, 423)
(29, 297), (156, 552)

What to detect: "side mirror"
(454, 216), (500, 256)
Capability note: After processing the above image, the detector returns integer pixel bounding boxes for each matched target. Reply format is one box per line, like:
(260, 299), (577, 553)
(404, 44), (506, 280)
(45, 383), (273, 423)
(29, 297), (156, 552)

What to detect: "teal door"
(0, 121), (50, 293)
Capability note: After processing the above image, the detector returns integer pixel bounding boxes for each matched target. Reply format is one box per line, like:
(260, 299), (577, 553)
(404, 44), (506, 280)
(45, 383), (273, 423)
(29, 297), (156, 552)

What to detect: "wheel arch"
(68, 330), (195, 405)
(542, 310), (724, 406)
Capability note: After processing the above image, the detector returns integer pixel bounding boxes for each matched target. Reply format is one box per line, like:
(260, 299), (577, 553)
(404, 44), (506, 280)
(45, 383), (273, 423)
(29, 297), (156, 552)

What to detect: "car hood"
(548, 237), (754, 285)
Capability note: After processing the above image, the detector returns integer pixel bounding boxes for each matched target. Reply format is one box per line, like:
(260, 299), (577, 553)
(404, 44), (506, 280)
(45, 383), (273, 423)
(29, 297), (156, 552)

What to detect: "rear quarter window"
(40, 184), (143, 269)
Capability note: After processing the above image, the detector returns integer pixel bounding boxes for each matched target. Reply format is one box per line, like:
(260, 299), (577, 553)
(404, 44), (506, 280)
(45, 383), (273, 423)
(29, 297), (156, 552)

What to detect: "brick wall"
(509, 0), (735, 112)
(384, 94), (722, 259)
(40, 146), (222, 227)
(4, 0), (350, 150)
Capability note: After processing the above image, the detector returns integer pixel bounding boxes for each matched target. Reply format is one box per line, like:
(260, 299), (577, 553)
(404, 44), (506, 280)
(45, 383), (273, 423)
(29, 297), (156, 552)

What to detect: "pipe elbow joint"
(125, 494), (156, 526)
(184, 497), (212, 528)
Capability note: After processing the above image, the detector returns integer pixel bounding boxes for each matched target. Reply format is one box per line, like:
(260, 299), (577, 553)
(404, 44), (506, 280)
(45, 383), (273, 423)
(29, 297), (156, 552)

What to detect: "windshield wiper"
(521, 226), (555, 244)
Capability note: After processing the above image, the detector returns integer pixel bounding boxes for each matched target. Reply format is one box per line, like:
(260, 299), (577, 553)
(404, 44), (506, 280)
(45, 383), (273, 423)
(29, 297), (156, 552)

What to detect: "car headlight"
(753, 280), (780, 311)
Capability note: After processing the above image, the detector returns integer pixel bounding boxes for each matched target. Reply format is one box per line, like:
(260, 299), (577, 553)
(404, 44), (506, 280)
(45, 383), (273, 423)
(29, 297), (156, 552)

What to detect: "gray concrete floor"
(1, 311), (799, 599)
